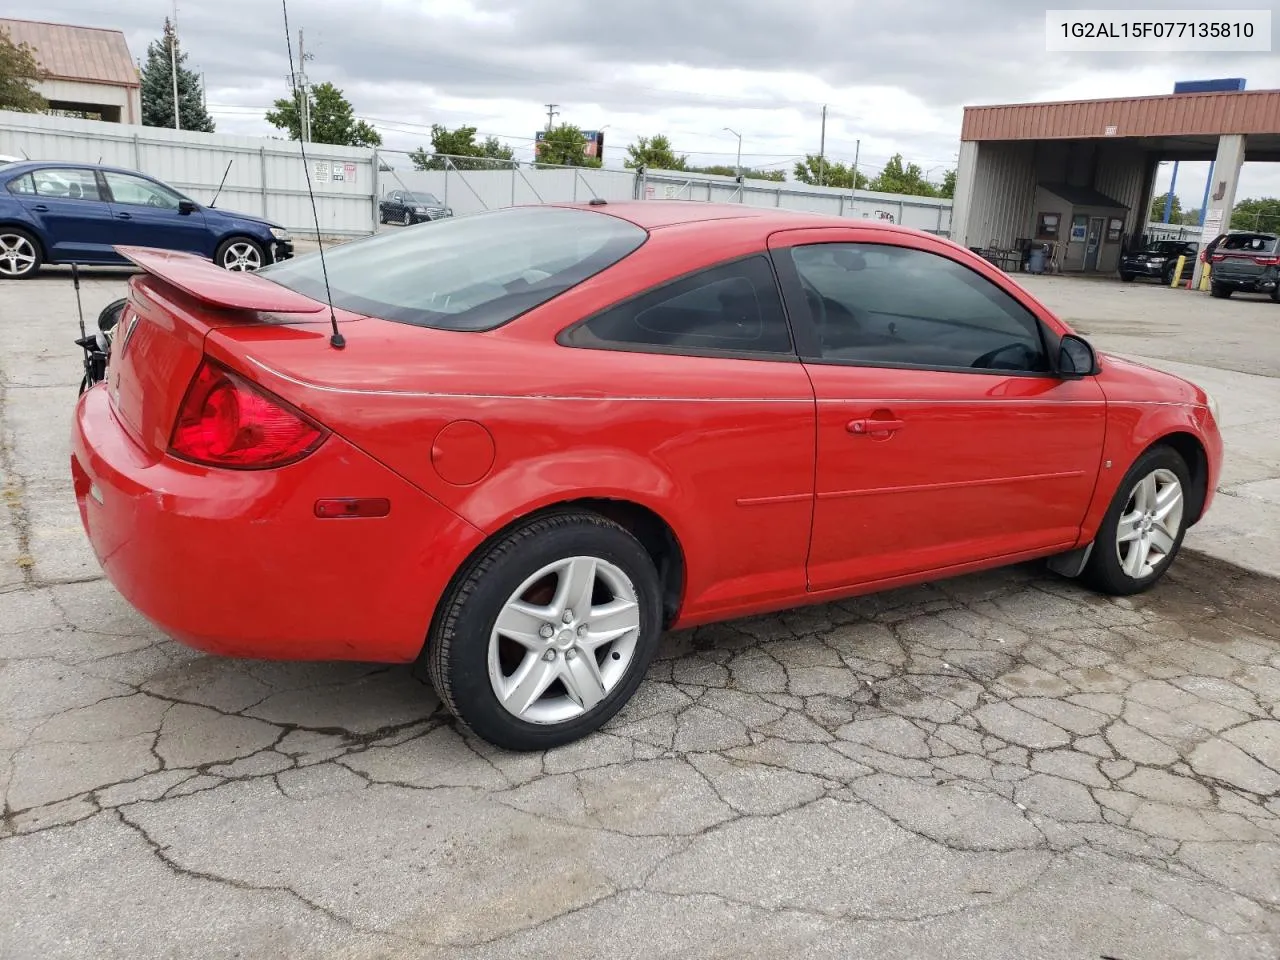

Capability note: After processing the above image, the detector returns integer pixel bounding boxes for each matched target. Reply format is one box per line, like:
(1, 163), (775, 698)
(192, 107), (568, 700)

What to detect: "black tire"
(1081, 445), (1192, 596)
(0, 226), (43, 280)
(401, 211), (412, 226)
(214, 236), (266, 272)
(425, 511), (664, 751)
(1271, 285), (1279, 303)
(1120, 272), (1135, 282)
(1161, 266), (1175, 287)
(1210, 282), (1232, 299)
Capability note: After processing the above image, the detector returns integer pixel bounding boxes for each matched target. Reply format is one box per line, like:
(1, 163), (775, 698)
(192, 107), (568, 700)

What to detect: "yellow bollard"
(1199, 262), (1212, 292)
(1171, 255), (1186, 287)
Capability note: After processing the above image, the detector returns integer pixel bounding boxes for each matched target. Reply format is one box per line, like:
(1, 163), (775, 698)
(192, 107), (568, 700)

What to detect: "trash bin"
(1028, 246), (1046, 274)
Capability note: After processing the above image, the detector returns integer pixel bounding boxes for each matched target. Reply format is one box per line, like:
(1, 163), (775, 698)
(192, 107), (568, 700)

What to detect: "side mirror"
(178, 199), (198, 215)
(1057, 333), (1097, 379)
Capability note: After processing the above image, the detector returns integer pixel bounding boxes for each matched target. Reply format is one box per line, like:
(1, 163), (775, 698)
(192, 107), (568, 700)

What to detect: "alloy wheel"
(222, 241), (262, 271)
(487, 555), (642, 724)
(1115, 468), (1184, 579)
(0, 233), (37, 277)
(401, 211), (412, 226)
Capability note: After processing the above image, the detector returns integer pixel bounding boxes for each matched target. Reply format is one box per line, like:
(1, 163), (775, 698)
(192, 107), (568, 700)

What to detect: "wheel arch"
(0, 221), (46, 259)
(425, 496), (688, 653)
(1149, 430), (1210, 525)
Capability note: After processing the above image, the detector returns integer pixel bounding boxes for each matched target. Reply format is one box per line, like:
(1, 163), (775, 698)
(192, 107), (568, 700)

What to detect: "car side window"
(562, 255), (794, 357)
(103, 172), (183, 209)
(30, 168), (104, 202)
(6, 174), (35, 195)
(790, 242), (1050, 374)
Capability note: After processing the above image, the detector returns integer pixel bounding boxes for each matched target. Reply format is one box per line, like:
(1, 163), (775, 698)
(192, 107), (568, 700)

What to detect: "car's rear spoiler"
(114, 246), (326, 314)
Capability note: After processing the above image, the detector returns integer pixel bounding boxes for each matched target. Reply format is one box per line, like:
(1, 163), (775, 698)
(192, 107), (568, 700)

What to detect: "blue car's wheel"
(216, 237), (265, 272)
(0, 227), (41, 279)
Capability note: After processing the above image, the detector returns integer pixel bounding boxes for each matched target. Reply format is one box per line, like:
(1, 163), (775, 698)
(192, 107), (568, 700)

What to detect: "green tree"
(266, 81), (381, 147)
(409, 124), (513, 170)
(1150, 192), (1183, 223)
(1231, 197), (1280, 234)
(792, 154), (868, 189)
(139, 19), (214, 132)
(689, 164), (785, 182)
(940, 169), (957, 199)
(624, 134), (686, 170)
(868, 154), (937, 197)
(535, 123), (600, 167)
(0, 26), (46, 113)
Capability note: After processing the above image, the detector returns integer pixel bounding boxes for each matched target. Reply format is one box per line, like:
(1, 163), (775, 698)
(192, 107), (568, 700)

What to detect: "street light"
(723, 127), (742, 176)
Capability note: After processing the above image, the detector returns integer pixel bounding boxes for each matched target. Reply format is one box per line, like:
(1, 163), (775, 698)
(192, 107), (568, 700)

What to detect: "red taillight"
(169, 359), (327, 469)
(1211, 254), (1225, 262)
(1253, 256), (1280, 266)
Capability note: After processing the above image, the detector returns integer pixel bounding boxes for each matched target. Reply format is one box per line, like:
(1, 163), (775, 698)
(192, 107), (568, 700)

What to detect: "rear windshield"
(1220, 234), (1278, 253)
(261, 207), (648, 331)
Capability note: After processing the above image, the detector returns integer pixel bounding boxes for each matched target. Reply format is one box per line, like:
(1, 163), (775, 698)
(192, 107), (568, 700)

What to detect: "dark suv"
(1119, 240), (1198, 284)
(1209, 232), (1280, 301)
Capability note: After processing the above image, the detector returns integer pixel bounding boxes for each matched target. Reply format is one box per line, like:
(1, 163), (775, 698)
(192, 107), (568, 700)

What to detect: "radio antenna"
(281, 0), (344, 349)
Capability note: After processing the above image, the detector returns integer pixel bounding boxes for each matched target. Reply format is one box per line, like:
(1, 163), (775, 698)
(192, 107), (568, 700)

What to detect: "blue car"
(0, 161), (293, 280)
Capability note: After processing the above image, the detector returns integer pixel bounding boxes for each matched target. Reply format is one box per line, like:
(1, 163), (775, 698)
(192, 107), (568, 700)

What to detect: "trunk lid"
(1212, 235), (1279, 280)
(105, 246), (341, 456)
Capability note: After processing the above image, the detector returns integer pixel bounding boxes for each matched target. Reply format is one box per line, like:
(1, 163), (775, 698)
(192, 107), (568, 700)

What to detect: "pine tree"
(139, 18), (214, 132)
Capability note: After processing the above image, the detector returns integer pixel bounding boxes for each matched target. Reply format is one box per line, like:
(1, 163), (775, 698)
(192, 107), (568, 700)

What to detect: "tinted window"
(1220, 233), (1278, 253)
(103, 171), (184, 209)
(30, 168), (104, 201)
(261, 206), (647, 331)
(791, 243), (1049, 373)
(563, 256), (793, 357)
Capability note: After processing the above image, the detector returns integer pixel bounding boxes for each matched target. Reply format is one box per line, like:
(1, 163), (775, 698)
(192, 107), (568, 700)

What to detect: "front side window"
(30, 168), (104, 202)
(790, 242), (1049, 374)
(103, 172), (184, 209)
(262, 206), (647, 331)
(562, 256), (793, 357)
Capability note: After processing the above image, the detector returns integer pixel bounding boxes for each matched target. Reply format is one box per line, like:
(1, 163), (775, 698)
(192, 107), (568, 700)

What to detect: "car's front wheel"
(216, 237), (265, 272)
(401, 211), (412, 226)
(426, 511), (664, 751)
(0, 227), (42, 280)
(1120, 272), (1135, 282)
(1082, 445), (1191, 596)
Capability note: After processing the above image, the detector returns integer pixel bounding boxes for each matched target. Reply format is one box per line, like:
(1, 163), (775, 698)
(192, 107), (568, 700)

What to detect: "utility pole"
(818, 104), (827, 186)
(545, 103), (560, 131)
(724, 127), (742, 177)
(200, 71), (206, 111)
(170, 2), (182, 130)
(851, 138), (860, 200)
(298, 29), (311, 143)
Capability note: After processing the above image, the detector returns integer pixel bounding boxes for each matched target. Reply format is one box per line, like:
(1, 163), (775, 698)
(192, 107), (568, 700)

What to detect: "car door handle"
(115, 212), (132, 220)
(32, 204), (48, 212)
(848, 418), (905, 436)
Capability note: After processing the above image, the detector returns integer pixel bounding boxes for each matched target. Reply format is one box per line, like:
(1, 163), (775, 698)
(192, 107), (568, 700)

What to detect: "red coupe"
(71, 202), (1223, 750)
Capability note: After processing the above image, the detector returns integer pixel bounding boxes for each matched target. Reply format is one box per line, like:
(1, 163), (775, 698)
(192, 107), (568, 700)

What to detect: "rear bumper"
(71, 385), (485, 662)
(1213, 275), (1277, 292)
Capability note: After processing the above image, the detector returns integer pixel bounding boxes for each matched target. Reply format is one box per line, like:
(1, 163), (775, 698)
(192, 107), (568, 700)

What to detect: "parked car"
(0, 154), (21, 165)
(71, 202), (1222, 750)
(1119, 239), (1198, 284)
(0, 160), (293, 279)
(378, 189), (452, 225)
(1208, 232), (1280, 301)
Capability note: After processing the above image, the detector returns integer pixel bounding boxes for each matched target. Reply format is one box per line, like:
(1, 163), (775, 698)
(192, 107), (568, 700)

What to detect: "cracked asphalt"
(2, 271), (1278, 960)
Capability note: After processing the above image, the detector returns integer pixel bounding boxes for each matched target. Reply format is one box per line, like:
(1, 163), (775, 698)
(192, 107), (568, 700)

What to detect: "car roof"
(0, 159), (158, 178)
(549, 199), (925, 236)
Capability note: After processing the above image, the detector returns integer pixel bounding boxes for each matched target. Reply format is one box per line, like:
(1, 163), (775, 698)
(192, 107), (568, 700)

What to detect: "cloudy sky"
(24, 0), (1280, 206)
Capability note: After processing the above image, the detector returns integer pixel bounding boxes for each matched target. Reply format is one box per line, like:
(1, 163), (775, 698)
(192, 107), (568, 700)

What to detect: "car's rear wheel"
(216, 237), (265, 272)
(1082, 446), (1191, 596)
(0, 227), (42, 279)
(426, 511), (663, 751)
(1210, 282), (1232, 299)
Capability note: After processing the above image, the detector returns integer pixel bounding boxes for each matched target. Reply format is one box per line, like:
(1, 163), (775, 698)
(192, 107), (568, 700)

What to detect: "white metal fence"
(0, 112), (952, 239)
